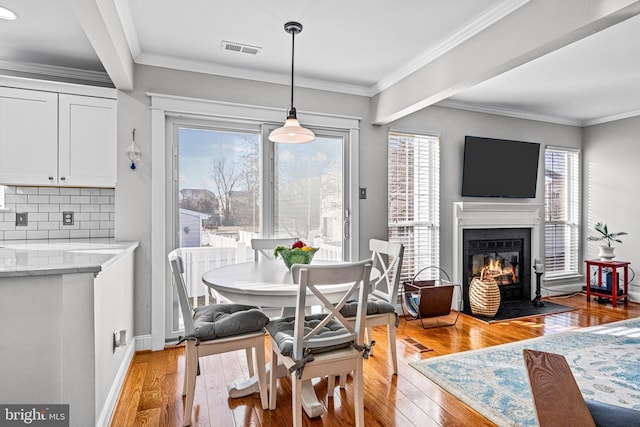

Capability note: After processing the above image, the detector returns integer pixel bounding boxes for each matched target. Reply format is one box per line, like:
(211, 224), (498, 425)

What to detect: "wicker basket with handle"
(468, 268), (501, 317)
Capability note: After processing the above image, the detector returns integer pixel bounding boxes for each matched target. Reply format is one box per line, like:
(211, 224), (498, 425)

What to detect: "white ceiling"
(1, 0), (639, 126)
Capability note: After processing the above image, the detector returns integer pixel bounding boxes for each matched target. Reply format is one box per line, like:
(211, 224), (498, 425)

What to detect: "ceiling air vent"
(221, 41), (262, 55)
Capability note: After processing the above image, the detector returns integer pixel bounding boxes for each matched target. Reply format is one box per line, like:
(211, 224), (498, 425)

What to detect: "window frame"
(387, 129), (440, 284)
(543, 145), (581, 280)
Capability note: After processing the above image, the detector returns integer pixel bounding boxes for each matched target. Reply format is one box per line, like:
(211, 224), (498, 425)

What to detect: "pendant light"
(269, 21), (315, 144)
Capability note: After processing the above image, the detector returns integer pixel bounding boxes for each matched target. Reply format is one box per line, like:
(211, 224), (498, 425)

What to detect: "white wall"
(115, 64), (585, 337)
(583, 116), (640, 298)
(385, 105), (582, 280)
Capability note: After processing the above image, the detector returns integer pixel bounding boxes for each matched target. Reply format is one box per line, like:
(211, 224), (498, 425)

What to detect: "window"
(544, 147), (580, 277)
(388, 131), (440, 283)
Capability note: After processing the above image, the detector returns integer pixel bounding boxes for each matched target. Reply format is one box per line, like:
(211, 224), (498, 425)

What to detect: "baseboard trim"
(135, 334), (153, 351)
(96, 340), (136, 427)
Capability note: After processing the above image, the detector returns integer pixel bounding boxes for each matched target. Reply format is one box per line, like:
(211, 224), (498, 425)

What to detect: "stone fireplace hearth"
(453, 202), (542, 310)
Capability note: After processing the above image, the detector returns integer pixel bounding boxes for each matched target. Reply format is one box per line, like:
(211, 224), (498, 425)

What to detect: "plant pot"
(598, 245), (616, 261)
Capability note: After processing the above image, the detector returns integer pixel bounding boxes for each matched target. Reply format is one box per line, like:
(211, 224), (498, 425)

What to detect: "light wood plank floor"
(110, 295), (640, 426)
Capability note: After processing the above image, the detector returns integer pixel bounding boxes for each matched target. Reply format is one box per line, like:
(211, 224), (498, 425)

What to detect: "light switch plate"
(15, 212), (28, 226)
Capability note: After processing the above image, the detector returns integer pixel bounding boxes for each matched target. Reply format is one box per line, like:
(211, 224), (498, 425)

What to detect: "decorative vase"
(598, 245), (616, 261)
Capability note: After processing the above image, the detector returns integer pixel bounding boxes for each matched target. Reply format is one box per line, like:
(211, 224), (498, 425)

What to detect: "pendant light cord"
(289, 29), (295, 115)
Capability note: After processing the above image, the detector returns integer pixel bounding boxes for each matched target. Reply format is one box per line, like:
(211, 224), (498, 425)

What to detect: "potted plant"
(587, 222), (627, 260)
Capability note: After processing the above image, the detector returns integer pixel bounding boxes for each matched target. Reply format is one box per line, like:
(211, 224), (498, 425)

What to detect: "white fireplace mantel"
(452, 202), (543, 299)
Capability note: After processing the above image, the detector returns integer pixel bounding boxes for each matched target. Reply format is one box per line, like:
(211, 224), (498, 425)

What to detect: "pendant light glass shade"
(269, 109), (315, 143)
(269, 21), (315, 144)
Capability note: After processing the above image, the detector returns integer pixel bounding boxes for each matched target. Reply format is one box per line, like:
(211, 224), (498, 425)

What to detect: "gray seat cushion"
(339, 298), (396, 317)
(265, 313), (353, 357)
(585, 399), (640, 427)
(191, 303), (269, 341)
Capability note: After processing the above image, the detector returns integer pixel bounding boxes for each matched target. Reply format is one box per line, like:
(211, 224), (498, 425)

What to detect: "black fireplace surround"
(462, 228), (532, 313)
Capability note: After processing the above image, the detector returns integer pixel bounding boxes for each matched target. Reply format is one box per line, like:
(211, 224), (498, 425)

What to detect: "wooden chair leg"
(269, 348), (279, 410)
(388, 320), (398, 375)
(183, 343), (198, 426)
(366, 326), (374, 355)
(255, 343), (268, 410)
(327, 375), (336, 397)
(354, 358), (364, 427)
(339, 372), (347, 388)
(246, 348), (255, 377)
(292, 374), (303, 427)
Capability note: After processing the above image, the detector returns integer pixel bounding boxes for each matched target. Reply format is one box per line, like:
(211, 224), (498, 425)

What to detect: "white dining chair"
(340, 239), (404, 375)
(168, 249), (270, 426)
(266, 260), (372, 427)
(250, 237), (299, 261)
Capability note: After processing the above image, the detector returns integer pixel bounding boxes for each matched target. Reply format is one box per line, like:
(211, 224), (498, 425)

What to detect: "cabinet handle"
(60, 177), (66, 181)
(48, 176), (54, 181)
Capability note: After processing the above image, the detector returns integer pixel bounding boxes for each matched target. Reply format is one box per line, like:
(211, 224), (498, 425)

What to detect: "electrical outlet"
(63, 211), (74, 226)
(15, 212), (28, 226)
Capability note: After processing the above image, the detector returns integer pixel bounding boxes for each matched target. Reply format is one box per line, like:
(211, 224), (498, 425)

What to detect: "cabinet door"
(59, 94), (117, 188)
(0, 87), (58, 186)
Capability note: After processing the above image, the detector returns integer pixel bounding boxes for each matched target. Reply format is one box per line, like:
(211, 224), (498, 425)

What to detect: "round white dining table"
(202, 259), (378, 312)
(201, 259), (379, 418)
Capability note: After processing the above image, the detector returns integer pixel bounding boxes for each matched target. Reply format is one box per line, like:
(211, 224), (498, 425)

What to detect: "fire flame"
(483, 258), (517, 283)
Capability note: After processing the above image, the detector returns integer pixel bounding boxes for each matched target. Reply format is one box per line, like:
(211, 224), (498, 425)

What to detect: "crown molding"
(136, 52), (372, 97)
(0, 59), (112, 85)
(371, 0), (530, 95)
(436, 99), (582, 127)
(582, 108), (640, 127)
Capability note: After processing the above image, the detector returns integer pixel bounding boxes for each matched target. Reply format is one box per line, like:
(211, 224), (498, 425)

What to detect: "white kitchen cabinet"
(0, 85), (117, 188)
(0, 87), (58, 186)
(59, 94), (117, 187)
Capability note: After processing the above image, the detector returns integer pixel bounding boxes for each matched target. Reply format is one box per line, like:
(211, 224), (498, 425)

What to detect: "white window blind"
(388, 131), (440, 283)
(544, 147), (580, 277)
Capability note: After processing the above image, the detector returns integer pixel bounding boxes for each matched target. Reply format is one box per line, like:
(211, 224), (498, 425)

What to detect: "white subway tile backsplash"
(39, 204), (60, 213)
(50, 195), (70, 204)
(91, 196), (110, 204)
(90, 229), (109, 238)
(28, 195), (50, 204)
(6, 194), (28, 204)
(70, 230), (90, 238)
(27, 230), (49, 239)
(16, 187), (38, 195)
(38, 187), (60, 195)
(60, 188), (80, 196)
(81, 188), (100, 196)
(80, 205), (99, 213)
(29, 213), (49, 222)
(91, 212), (109, 221)
(38, 221), (59, 230)
(60, 204), (80, 212)
(0, 185), (115, 240)
(16, 204), (38, 212)
(4, 230), (26, 239)
(70, 196), (90, 204)
(49, 230), (70, 239)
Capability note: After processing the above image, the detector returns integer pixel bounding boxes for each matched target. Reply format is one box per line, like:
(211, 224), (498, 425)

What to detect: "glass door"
(167, 119), (351, 340)
(270, 131), (348, 261)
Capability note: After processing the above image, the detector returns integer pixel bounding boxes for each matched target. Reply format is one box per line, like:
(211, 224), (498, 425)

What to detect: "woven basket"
(468, 268), (501, 317)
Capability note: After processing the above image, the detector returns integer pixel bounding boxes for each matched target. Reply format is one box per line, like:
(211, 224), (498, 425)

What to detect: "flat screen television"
(461, 136), (540, 198)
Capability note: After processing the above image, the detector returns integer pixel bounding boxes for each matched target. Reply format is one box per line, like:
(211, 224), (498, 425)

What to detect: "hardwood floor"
(110, 295), (640, 426)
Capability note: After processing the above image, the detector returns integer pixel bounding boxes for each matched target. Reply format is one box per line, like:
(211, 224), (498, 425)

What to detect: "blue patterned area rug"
(410, 318), (640, 426)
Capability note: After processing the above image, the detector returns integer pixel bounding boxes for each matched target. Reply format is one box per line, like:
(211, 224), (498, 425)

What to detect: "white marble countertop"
(0, 239), (139, 278)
